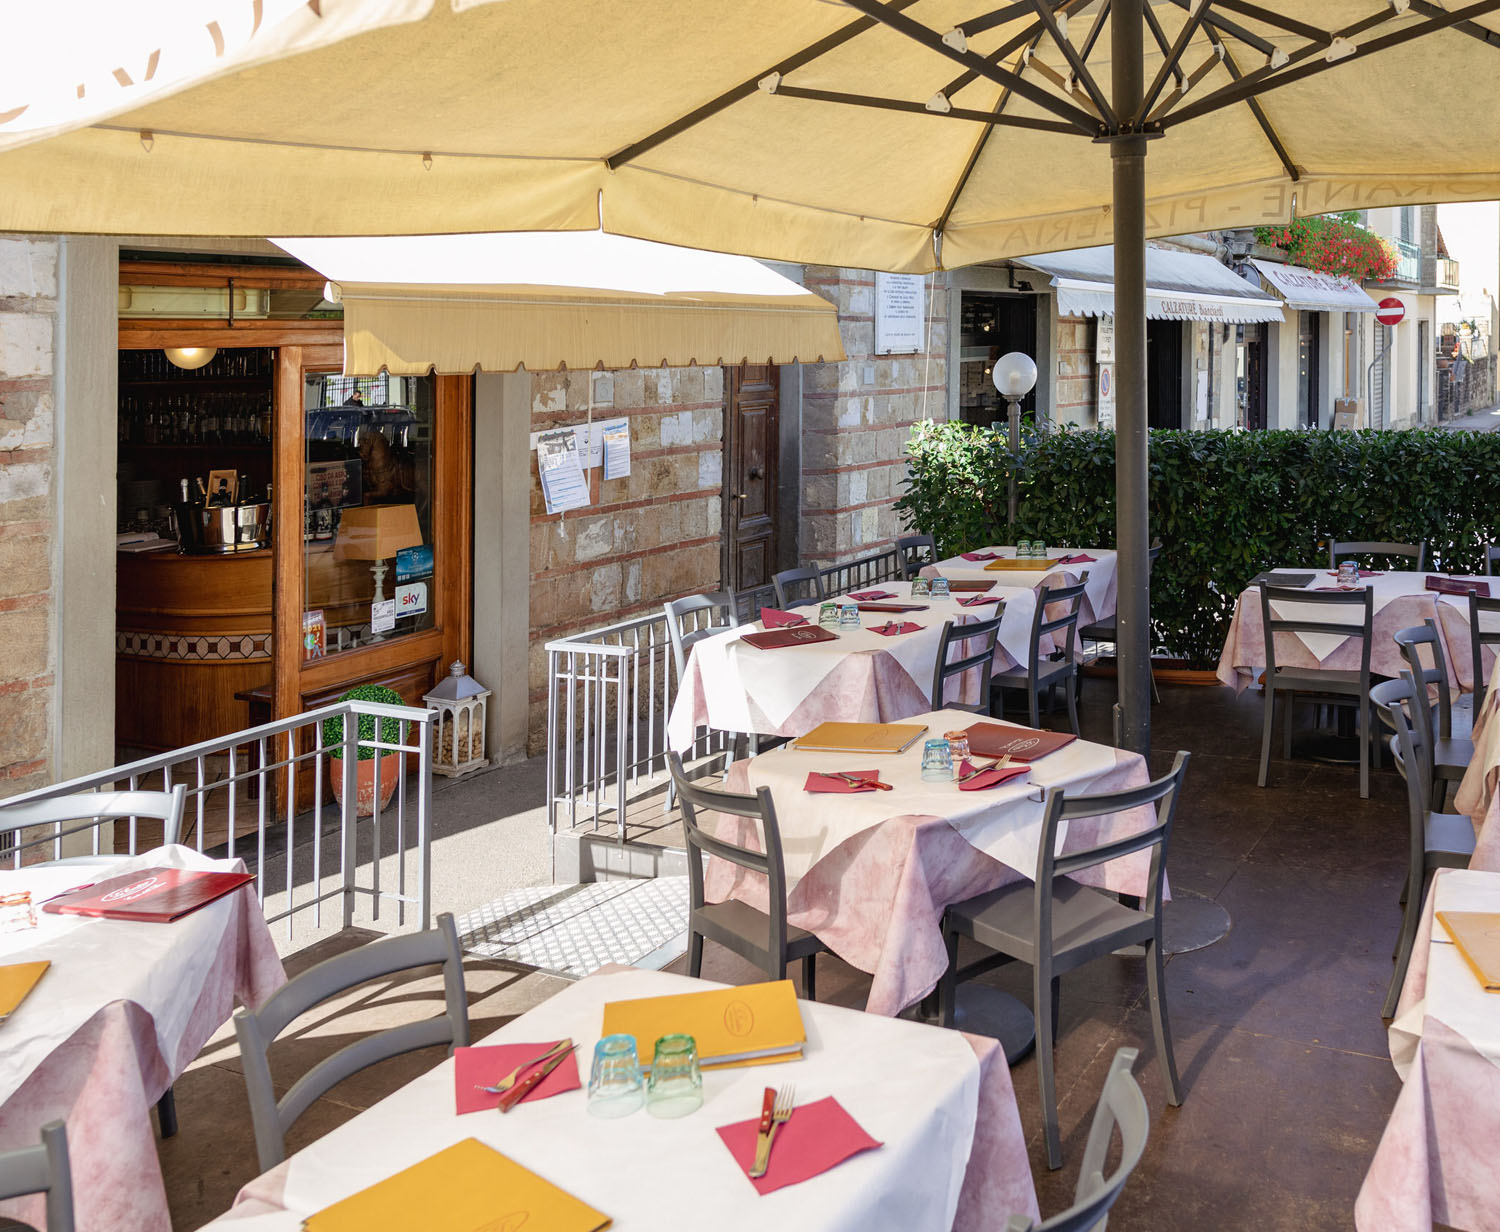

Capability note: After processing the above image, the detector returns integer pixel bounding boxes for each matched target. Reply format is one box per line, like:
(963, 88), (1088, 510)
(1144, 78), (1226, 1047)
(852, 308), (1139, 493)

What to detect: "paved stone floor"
(160, 678), (1415, 1231)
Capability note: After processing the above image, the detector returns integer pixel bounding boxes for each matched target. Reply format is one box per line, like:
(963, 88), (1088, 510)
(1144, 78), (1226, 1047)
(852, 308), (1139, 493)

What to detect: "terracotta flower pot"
(330, 751), (402, 816)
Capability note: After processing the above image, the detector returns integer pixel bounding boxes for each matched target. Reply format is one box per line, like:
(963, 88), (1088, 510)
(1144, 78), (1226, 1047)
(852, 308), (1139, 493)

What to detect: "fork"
(750, 1084), (796, 1179)
(957, 754), (1011, 784)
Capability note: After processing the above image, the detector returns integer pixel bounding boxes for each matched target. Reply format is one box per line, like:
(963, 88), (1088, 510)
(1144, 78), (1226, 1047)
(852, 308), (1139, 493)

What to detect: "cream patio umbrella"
(5, 0), (1500, 750)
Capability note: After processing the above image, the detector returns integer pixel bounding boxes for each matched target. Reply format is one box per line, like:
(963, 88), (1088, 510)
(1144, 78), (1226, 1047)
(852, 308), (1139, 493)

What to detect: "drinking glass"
(588, 1033), (644, 1118)
(1337, 559), (1359, 587)
(944, 730), (970, 762)
(1033, 541), (1048, 560)
(931, 577), (951, 600)
(646, 1034), (703, 1118)
(910, 576), (931, 597)
(839, 603), (861, 628)
(818, 602), (839, 626)
(1016, 540), (1033, 559)
(920, 738), (954, 781)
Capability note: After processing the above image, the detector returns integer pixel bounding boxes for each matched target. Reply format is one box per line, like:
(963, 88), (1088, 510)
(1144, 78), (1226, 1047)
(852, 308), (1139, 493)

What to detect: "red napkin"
(717, 1096), (883, 1194)
(1325, 569), (1383, 578)
(453, 1042), (581, 1114)
(804, 770), (883, 793)
(958, 594), (1002, 607)
(760, 608), (808, 628)
(956, 758), (1032, 792)
(1056, 553), (1097, 565)
(870, 621), (923, 636)
(960, 551), (1001, 561)
(847, 589), (897, 601)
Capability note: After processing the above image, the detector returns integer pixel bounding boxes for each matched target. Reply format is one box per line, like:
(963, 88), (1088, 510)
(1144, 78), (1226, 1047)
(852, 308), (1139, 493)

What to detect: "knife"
(479, 1037), (573, 1095)
(750, 1086), (777, 1176)
(496, 1043), (578, 1113)
(833, 772), (893, 791)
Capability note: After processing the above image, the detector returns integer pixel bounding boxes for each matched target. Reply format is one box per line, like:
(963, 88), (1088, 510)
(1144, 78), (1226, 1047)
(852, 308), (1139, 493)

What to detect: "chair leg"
(1028, 684), (1040, 730)
(687, 931), (704, 979)
(156, 1087), (179, 1139)
(802, 952), (817, 1002)
(1358, 697), (1370, 800)
(1035, 963), (1062, 1170)
(1282, 691), (1294, 760)
(938, 925), (960, 1029)
(1146, 935), (1182, 1106)
(1258, 683), (1275, 788)
(1383, 869), (1427, 1018)
(1150, 662), (1161, 705)
(1063, 671), (1080, 735)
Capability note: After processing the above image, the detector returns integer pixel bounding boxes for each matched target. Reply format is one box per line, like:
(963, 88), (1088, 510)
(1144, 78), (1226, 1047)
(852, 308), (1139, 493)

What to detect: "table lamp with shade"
(334, 504), (424, 640)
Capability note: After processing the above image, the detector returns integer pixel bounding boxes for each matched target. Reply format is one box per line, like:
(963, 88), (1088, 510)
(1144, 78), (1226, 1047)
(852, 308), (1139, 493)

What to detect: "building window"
(1297, 312), (1322, 428)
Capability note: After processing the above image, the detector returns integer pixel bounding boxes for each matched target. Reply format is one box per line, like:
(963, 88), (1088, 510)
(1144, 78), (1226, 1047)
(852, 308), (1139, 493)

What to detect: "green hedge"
(895, 421), (1500, 669)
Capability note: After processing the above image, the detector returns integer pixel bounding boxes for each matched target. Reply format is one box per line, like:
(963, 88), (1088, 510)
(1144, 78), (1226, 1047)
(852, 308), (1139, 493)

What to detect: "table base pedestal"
(946, 986), (1037, 1065)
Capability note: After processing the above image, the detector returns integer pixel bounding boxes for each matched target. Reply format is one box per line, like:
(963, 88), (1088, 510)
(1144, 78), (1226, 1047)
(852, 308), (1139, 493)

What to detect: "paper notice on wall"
(600, 419), (631, 480)
(1096, 315), (1115, 363)
(537, 427), (591, 514)
(875, 271), (925, 355)
(371, 598), (397, 635)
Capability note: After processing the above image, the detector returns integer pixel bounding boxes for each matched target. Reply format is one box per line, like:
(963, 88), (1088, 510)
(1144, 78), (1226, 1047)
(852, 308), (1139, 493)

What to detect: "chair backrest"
(1258, 583), (1373, 682)
(0, 786), (186, 865)
(1394, 620), (1455, 743)
(931, 614), (1004, 713)
(1370, 676), (1438, 897)
(1329, 540), (1425, 570)
(1026, 575), (1089, 684)
(1486, 544), (1500, 577)
(666, 751), (793, 963)
(1469, 591), (1500, 708)
(233, 913), (470, 1171)
(1003, 1049), (1149, 1232)
(896, 533), (937, 580)
(772, 566), (825, 610)
(0, 1121), (73, 1232)
(663, 591), (739, 681)
(1033, 752), (1190, 941)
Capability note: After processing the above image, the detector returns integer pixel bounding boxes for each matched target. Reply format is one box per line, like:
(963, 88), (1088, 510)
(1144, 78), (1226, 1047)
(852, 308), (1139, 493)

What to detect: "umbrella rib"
(1162, 0), (1500, 130)
(1407, 0), (1500, 47)
(604, 1), (922, 171)
(1141, 2), (1187, 82)
(1135, 1), (1213, 126)
(770, 83), (1081, 134)
(1212, 33), (1299, 182)
(1077, 0), (1112, 67)
(1160, 0), (1277, 57)
(938, 0), (1089, 99)
(1027, 0), (1116, 126)
(840, 0), (1102, 133)
(1209, 0), (1333, 47)
(957, 1), (1038, 38)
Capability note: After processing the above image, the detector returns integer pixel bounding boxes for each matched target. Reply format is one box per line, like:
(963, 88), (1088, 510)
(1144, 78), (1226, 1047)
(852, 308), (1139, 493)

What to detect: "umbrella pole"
(1111, 0), (1151, 756)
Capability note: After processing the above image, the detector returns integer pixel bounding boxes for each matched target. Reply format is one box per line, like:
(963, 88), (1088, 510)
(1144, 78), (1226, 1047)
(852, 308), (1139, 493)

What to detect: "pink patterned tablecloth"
(1455, 686), (1500, 871)
(1216, 570), (1492, 692)
(202, 967), (1040, 1232)
(921, 547), (1118, 632)
(704, 709), (1159, 1016)
(0, 846), (285, 1232)
(1356, 869), (1500, 1232)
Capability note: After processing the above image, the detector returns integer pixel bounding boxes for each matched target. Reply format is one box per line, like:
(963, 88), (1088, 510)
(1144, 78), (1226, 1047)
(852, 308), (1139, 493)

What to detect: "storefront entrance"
(1146, 319), (1184, 429)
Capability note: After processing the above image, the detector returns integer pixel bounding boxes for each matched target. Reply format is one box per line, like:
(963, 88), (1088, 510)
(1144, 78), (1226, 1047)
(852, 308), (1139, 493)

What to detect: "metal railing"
(1392, 236), (1420, 284)
(0, 700), (436, 937)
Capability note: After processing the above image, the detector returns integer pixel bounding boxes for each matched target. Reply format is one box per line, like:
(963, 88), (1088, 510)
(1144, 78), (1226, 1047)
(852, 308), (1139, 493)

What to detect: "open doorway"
(957, 292), (1038, 428)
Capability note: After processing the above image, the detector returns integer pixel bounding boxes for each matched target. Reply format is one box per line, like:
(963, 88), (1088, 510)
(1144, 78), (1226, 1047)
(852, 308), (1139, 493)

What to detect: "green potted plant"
(322, 684), (406, 815)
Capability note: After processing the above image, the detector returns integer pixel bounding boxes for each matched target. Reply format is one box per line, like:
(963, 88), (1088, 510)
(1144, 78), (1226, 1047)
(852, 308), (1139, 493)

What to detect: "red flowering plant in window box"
(1254, 211), (1399, 282)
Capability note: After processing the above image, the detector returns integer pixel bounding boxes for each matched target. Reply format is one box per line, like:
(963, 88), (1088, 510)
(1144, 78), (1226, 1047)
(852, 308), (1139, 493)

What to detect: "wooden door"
(1243, 324), (1268, 431)
(724, 365), (779, 592)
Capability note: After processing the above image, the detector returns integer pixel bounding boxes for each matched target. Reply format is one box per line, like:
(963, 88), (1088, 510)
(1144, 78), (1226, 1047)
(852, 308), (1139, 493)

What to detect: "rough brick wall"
(526, 366), (725, 750)
(1055, 316), (1097, 427)
(798, 267), (949, 564)
(0, 236), (56, 797)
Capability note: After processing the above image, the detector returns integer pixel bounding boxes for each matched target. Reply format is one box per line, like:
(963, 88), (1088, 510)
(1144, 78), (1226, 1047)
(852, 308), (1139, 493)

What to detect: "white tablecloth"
(203, 968), (1041, 1232)
(922, 546), (1118, 631)
(0, 844), (285, 1232)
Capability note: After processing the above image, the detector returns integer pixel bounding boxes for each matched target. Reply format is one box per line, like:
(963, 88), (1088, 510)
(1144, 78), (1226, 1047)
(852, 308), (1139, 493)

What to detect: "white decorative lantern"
(424, 661), (490, 777)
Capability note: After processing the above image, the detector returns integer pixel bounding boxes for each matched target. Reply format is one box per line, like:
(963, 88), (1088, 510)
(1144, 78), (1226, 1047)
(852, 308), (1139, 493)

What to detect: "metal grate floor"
(455, 877), (689, 979)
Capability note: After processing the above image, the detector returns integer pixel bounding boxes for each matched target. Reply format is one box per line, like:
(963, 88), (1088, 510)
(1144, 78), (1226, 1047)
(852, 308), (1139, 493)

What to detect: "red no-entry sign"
(1376, 297), (1406, 326)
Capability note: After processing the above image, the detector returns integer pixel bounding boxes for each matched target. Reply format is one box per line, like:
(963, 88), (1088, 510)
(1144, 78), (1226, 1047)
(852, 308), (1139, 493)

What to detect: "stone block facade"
(1055, 315), (1097, 427)
(0, 236), (57, 797)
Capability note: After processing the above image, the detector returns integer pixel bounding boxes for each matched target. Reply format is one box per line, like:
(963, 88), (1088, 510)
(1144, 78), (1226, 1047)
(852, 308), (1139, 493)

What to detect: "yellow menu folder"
(792, 722), (928, 755)
(0, 961), (49, 1024)
(601, 979), (805, 1070)
(303, 1138), (610, 1232)
(1437, 911), (1500, 992)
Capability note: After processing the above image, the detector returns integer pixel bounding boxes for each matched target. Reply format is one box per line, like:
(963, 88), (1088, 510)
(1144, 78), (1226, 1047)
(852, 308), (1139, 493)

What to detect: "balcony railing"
(1435, 256), (1461, 290)
(1391, 237), (1420, 284)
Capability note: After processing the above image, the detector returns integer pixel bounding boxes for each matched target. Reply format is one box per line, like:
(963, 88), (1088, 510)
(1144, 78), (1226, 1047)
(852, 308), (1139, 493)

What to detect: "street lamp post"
(992, 351), (1038, 526)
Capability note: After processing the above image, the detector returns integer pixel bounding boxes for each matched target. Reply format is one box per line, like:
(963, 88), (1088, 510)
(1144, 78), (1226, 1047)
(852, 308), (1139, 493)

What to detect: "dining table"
(1454, 683), (1500, 872)
(703, 708), (1160, 1019)
(667, 579), (1026, 752)
(196, 966), (1042, 1232)
(1355, 868), (1500, 1232)
(1216, 568), (1494, 692)
(920, 546), (1118, 631)
(0, 843), (285, 1232)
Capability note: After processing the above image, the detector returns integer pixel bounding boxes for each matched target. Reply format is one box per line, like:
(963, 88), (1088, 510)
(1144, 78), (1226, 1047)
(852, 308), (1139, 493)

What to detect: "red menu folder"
(42, 866), (253, 922)
(962, 723), (1078, 762)
(740, 626), (840, 650)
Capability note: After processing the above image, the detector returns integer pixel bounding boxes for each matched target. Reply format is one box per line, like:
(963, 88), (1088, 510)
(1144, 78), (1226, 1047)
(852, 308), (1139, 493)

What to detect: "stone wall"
(0, 237), (57, 797)
(1055, 315), (1097, 427)
(526, 366), (725, 750)
(798, 268), (949, 564)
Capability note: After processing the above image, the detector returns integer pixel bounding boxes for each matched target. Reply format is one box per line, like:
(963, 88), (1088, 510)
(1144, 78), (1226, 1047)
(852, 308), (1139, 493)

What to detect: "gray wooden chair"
(1003, 1049), (1149, 1232)
(940, 751), (1190, 1170)
(663, 592), (739, 682)
(233, 912), (470, 1171)
(0, 1121), (73, 1232)
(1469, 591), (1500, 709)
(666, 751), (827, 999)
(1257, 582), (1375, 797)
(1369, 676), (1474, 1018)
(1328, 540), (1426, 570)
(991, 576), (1088, 733)
(1394, 621), (1473, 808)
(931, 614), (1004, 715)
(771, 566), (825, 610)
(1080, 543), (1161, 704)
(896, 533), (937, 580)
(1485, 545), (1500, 576)
(0, 786), (186, 866)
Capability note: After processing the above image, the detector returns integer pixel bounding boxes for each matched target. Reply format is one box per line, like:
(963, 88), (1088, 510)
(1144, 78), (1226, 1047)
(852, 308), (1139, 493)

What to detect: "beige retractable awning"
(273, 233), (844, 375)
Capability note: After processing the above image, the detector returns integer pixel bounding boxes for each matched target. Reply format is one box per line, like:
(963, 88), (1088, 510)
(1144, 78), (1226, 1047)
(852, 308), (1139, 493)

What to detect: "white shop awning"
(272, 232), (845, 376)
(1249, 259), (1381, 314)
(1017, 245), (1284, 324)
